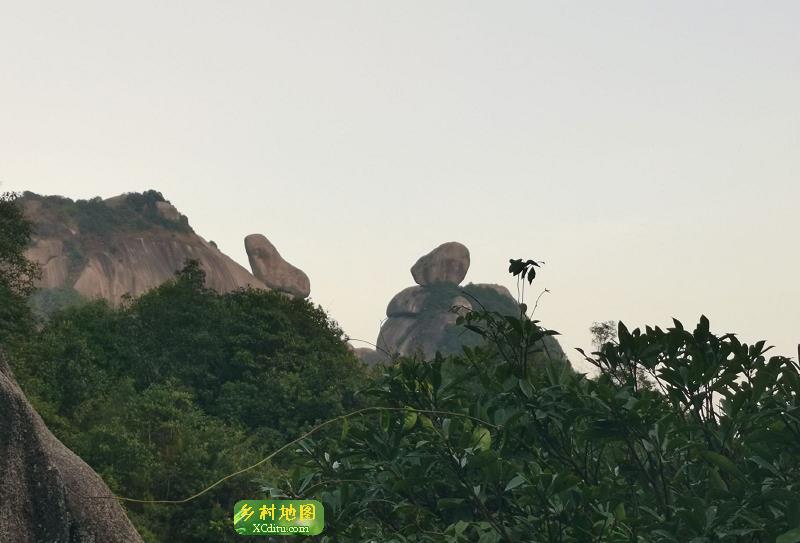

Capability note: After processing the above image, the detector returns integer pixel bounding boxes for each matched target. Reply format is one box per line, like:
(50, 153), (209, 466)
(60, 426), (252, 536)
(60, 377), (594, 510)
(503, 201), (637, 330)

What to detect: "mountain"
(21, 191), (310, 312)
(355, 241), (567, 364)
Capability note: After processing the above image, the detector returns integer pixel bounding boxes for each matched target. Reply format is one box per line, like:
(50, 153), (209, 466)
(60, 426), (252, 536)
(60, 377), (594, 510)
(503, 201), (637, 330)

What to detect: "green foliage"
(22, 190), (193, 237)
(0, 192), (39, 295)
(0, 192), (39, 345)
(10, 261), (371, 543)
(272, 266), (800, 542)
(27, 286), (85, 319)
(6, 230), (797, 542)
(590, 320), (618, 351)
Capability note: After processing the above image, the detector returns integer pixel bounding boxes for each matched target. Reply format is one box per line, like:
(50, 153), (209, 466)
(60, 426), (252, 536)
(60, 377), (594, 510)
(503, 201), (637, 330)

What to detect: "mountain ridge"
(21, 191), (311, 308)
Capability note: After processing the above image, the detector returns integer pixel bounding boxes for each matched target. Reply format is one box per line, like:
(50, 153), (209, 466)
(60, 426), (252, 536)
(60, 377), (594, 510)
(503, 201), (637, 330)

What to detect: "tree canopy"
(0, 192), (38, 344)
(264, 266), (800, 543)
(4, 192), (798, 542)
(10, 261), (373, 542)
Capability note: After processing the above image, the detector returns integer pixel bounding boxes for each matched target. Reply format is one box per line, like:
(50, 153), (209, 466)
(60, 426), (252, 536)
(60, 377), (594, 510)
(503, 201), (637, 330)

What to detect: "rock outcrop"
(411, 241), (470, 285)
(244, 234), (310, 298)
(0, 355), (143, 542)
(387, 286), (430, 317)
(62, 235), (263, 301)
(356, 242), (566, 364)
(20, 192), (312, 307)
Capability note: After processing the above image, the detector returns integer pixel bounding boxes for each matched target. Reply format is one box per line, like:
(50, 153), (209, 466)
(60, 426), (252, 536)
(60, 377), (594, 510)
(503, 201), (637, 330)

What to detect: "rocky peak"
(21, 192), (316, 310)
(21, 192), (311, 313)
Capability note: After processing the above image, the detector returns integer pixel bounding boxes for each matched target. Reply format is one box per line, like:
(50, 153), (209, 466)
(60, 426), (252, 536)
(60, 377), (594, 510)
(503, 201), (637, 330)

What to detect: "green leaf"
(777, 528), (800, 543)
(402, 409), (418, 431)
(380, 410), (390, 433)
(518, 379), (534, 399)
(438, 498), (467, 510)
(472, 426), (492, 452)
(419, 414), (434, 431)
(505, 474), (526, 492)
(700, 451), (738, 476)
(549, 473), (579, 494)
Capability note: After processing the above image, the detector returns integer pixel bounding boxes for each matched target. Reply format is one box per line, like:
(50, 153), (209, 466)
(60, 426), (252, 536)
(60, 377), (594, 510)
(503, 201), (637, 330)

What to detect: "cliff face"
(0, 355), (143, 542)
(21, 192), (309, 305)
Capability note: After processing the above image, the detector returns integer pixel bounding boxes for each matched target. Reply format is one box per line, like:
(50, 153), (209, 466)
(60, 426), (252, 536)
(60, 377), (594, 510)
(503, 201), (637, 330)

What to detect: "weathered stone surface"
(475, 283), (514, 301)
(21, 193), (266, 303)
(155, 201), (181, 222)
(244, 234), (310, 298)
(449, 295), (472, 317)
(411, 242), (470, 286)
(376, 243), (568, 364)
(376, 317), (416, 354)
(401, 312), (457, 358)
(386, 286), (429, 317)
(25, 238), (70, 287)
(0, 355), (143, 543)
(60, 236), (264, 301)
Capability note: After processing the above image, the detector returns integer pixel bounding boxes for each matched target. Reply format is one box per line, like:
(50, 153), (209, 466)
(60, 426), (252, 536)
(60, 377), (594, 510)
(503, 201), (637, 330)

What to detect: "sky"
(2, 1), (799, 371)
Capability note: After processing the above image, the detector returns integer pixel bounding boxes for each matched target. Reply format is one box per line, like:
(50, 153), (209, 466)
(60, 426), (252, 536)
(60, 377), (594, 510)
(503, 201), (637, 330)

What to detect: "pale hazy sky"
(2, 2), (799, 371)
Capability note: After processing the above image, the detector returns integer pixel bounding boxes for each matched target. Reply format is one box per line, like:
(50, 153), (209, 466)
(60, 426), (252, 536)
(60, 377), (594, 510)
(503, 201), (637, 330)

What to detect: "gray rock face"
(372, 283), (566, 362)
(450, 296), (472, 317)
(376, 316), (417, 354)
(244, 234), (311, 298)
(374, 290), (474, 359)
(477, 284), (514, 300)
(0, 356), (143, 543)
(386, 286), (429, 317)
(411, 242), (470, 286)
(63, 237), (263, 301)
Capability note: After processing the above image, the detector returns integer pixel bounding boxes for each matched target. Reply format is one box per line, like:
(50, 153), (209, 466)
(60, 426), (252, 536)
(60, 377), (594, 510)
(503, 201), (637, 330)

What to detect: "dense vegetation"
(2, 191), (372, 542)
(0, 192), (38, 343)
(10, 264), (373, 542)
(267, 262), (800, 542)
(27, 285), (84, 319)
(3, 192), (800, 542)
(23, 189), (193, 237)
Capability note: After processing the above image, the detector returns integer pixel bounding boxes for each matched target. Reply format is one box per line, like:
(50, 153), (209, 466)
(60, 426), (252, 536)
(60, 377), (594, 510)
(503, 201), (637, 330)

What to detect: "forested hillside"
(8, 259), (371, 542)
(3, 192), (800, 543)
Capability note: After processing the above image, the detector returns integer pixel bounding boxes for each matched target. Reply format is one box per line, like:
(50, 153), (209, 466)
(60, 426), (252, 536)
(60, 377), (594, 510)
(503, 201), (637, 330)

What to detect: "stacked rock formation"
(0, 355), (143, 542)
(358, 241), (566, 364)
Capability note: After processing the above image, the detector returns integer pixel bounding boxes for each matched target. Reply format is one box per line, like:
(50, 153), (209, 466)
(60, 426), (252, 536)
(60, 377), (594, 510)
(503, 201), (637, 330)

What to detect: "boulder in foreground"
(0, 356), (142, 543)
